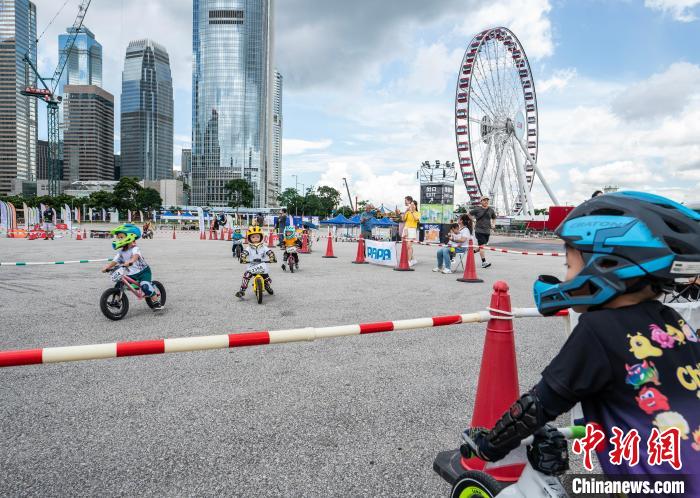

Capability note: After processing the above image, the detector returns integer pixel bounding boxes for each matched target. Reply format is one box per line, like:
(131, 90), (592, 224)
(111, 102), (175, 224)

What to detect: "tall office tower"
(268, 70), (282, 206)
(181, 148), (192, 175)
(191, 0), (273, 207)
(120, 39), (174, 180)
(57, 26), (102, 94)
(63, 85), (114, 181)
(113, 154), (121, 180)
(0, 0), (37, 194)
(57, 26), (102, 168)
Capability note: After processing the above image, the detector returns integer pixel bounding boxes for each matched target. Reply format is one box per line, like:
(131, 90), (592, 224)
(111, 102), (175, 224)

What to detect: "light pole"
(291, 174), (299, 216)
(300, 183), (306, 217)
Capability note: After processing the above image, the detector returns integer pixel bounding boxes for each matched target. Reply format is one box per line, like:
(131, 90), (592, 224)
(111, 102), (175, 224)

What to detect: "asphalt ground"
(0, 231), (588, 497)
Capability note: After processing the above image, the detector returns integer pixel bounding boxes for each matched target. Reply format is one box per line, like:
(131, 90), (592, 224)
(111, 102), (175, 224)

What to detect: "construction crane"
(342, 177), (354, 212)
(21, 0), (92, 197)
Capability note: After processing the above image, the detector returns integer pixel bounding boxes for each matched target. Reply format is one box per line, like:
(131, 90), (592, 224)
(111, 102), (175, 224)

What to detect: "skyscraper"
(181, 148), (192, 175)
(120, 39), (174, 180)
(57, 26), (102, 95)
(0, 0), (37, 195)
(269, 70), (282, 205)
(191, 0), (274, 207)
(63, 84), (114, 181)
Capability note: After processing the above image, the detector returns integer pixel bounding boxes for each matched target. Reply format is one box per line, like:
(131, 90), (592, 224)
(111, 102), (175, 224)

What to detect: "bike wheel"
(289, 256), (295, 273)
(255, 279), (264, 304)
(450, 471), (502, 498)
(146, 281), (167, 309)
(100, 288), (129, 321)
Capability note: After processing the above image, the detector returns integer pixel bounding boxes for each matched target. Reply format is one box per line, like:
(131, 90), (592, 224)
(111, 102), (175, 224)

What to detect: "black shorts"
(475, 232), (490, 246)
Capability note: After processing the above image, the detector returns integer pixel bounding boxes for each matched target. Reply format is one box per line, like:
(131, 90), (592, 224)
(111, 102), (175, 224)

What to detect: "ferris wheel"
(455, 27), (559, 215)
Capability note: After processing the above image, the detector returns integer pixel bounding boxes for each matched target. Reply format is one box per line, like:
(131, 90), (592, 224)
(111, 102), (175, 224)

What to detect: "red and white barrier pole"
(0, 308), (568, 368)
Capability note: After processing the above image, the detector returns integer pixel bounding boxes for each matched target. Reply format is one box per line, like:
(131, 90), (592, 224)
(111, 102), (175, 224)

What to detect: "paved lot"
(0, 232), (583, 497)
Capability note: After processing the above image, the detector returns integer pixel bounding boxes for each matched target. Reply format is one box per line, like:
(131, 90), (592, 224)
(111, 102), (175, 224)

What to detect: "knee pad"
(140, 281), (155, 297)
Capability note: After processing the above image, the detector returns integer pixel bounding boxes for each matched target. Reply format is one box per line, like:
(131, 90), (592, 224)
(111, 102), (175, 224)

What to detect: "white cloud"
(456, 0), (554, 59)
(538, 68), (577, 94)
(283, 139), (332, 155)
(611, 62), (700, 121)
(398, 43), (465, 95)
(644, 0), (700, 21)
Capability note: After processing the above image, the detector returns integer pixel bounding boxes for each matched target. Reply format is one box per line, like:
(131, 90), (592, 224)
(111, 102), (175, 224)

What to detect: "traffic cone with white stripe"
(393, 237), (414, 271)
(172, 226), (176, 240)
(352, 235), (368, 264)
(322, 228), (337, 258)
(300, 233), (310, 254)
(433, 281), (524, 484)
(456, 239), (483, 283)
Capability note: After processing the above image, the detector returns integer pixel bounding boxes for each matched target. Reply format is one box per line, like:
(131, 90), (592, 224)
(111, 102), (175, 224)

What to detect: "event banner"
(421, 204), (453, 224)
(420, 183), (454, 205)
(364, 240), (398, 267)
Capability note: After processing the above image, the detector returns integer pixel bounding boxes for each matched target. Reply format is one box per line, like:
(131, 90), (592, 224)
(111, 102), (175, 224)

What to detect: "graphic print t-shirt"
(112, 246), (149, 275)
(542, 301), (699, 488)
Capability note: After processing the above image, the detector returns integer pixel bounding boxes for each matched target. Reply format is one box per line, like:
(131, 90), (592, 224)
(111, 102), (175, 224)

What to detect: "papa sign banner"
(364, 240), (398, 267)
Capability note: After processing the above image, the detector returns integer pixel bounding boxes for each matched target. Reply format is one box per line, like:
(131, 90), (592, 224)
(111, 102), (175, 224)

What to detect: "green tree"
(335, 205), (354, 217)
(135, 188), (163, 212)
(316, 185), (341, 217)
(86, 190), (116, 211)
(278, 187), (303, 214)
(225, 179), (254, 211)
(112, 177), (142, 211)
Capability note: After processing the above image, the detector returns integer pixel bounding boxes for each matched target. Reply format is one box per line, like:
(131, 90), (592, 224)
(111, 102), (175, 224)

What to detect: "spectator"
(256, 212), (265, 227)
(470, 196), (496, 268)
(592, 190), (604, 198)
(359, 204), (376, 240)
(402, 197), (420, 264)
(433, 214), (474, 274)
(277, 208), (288, 247)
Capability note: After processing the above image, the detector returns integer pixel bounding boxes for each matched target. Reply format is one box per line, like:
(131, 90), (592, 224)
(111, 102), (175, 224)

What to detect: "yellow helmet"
(246, 225), (263, 243)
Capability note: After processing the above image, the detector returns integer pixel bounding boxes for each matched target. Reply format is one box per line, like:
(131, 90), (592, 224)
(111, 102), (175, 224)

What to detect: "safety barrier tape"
(0, 307), (568, 368)
(0, 258), (109, 266)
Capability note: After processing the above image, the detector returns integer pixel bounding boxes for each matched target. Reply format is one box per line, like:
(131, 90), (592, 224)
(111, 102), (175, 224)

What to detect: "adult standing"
(359, 204), (376, 240)
(276, 208), (288, 247)
(433, 214), (474, 274)
(42, 205), (54, 240)
(401, 197), (420, 264)
(255, 212), (265, 228)
(470, 196), (496, 268)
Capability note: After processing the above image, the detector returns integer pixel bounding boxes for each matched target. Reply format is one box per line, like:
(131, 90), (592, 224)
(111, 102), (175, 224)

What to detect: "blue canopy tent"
(320, 214), (351, 225)
(347, 214), (361, 225)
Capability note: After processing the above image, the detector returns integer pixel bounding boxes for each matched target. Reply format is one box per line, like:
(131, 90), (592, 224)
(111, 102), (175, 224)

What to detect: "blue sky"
(33, 0), (700, 208)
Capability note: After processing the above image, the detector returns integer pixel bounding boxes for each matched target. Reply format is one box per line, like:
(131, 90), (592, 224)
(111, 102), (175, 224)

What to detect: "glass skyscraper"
(191, 0), (273, 207)
(270, 69), (282, 205)
(120, 39), (174, 180)
(0, 0), (37, 195)
(57, 26), (102, 95)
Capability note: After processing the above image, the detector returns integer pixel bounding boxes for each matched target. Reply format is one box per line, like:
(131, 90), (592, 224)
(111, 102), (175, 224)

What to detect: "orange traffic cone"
(172, 226), (176, 240)
(300, 233), (310, 254)
(76, 230), (82, 240)
(83, 228), (87, 239)
(456, 239), (483, 283)
(227, 228), (232, 241)
(352, 235), (368, 264)
(322, 228), (337, 258)
(433, 281), (523, 484)
(393, 237), (414, 271)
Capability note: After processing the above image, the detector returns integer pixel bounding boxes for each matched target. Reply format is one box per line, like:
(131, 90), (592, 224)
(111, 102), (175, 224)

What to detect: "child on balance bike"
(235, 226), (276, 299)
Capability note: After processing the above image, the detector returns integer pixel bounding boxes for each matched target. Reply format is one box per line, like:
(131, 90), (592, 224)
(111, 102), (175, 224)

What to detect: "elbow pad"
(485, 391), (549, 460)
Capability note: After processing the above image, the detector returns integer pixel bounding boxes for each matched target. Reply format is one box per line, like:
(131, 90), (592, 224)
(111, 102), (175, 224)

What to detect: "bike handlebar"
(462, 425), (585, 450)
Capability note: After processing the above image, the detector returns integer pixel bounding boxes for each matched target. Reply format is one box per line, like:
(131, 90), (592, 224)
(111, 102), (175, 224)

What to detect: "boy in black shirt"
(459, 192), (700, 493)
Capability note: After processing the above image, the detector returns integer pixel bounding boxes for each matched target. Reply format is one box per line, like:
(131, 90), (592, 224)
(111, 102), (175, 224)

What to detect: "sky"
(32, 0), (700, 208)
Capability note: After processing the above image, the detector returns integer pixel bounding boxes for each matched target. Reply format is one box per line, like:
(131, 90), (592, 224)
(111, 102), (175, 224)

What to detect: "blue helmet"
(534, 191), (700, 316)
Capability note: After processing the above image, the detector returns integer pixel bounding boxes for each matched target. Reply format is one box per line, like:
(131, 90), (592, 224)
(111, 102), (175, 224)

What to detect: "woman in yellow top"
(401, 197), (420, 264)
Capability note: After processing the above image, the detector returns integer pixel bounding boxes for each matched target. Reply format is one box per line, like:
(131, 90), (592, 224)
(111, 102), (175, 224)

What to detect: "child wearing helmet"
(281, 225), (301, 271)
(231, 225), (244, 255)
(235, 226), (277, 299)
(459, 192), (700, 487)
(101, 224), (163, 310)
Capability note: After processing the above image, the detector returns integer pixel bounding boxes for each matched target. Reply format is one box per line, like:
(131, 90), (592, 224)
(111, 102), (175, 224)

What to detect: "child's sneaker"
(151, 301), (164, 311)
(235, 290), (245, 299)
(264, 283), (274, 295)
(281, 263), (286, 271)
(482, 261), (491, 268)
